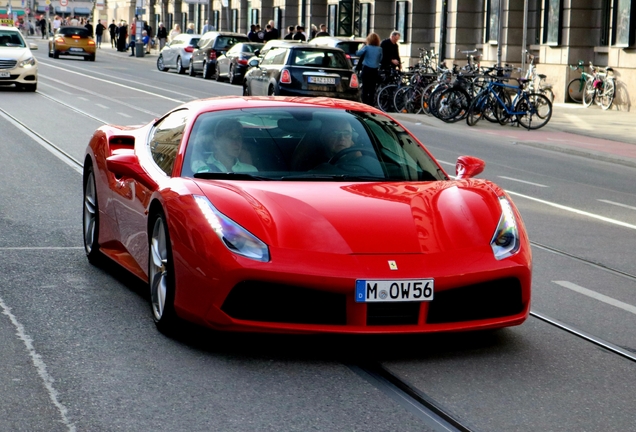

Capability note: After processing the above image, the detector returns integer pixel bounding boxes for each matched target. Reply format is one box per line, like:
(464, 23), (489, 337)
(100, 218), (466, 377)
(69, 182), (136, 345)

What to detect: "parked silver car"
(157, 34), (201, 74)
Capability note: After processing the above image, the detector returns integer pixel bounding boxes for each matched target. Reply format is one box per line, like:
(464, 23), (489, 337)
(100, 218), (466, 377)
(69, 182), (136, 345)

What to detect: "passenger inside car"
(190, 119), (257, 174)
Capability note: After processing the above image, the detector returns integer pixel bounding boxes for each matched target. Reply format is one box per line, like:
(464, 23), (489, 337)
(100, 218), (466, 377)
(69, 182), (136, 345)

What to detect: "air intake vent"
(109, 136), (135, 146)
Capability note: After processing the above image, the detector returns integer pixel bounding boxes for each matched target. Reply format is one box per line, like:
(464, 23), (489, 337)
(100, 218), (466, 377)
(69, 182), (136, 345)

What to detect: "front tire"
(157, 55), (169, 72)
(228, 64), (237, 84)
(83, 164), (101, 264)
(148, 210), (179, 333)
(188, 61), (196, 76)
(21, 83), (37, 92)
(203, 61), (213, 79)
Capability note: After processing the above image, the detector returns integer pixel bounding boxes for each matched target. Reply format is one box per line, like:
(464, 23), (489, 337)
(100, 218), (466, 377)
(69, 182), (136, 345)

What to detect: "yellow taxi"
(48, 26), (96, 61)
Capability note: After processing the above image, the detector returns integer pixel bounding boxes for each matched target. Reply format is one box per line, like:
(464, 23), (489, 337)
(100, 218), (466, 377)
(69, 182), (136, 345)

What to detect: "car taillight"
(72, 35), (80, 39)
(55, 37), (64, 43)
(237, 59), (248, 65)
(88, 40), (95, 46)
(345, 54), (351, 59)
(184, 46), (194, 53)
(350, 73), (359, 88)
(209, 49), (216, 60)
(280, 69), (292, 84)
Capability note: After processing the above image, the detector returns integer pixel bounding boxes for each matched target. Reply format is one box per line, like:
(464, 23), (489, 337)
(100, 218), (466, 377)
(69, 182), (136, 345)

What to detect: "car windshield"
(214, 35), (250, 50)
(291, 49), (349, 68)
(59, 27), (90, 37)
(336, 42), (365, 55)
(241, 43), (263, 53)
(182, 108), (446, 182)
(0, 30), (25, 47)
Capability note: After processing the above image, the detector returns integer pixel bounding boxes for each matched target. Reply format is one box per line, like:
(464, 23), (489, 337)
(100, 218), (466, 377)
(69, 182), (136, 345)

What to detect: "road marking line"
(553, 280), (636, 315)
(0, 297), (77, 432)
(598, 199), (636, 211)
(119, 113), (132, 118)
(563, 113), (594, 131)
(38, 80), (74, 95)
(507, 190), (636, 230)
(78, 97), (89, 101)
(498, 176), (548, 187)
(0, 247), (83, 251)
(96, 103), (109, 109)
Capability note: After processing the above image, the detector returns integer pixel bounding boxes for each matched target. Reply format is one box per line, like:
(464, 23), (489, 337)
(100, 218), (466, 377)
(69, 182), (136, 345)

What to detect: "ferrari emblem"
(388, 260), (398, 270)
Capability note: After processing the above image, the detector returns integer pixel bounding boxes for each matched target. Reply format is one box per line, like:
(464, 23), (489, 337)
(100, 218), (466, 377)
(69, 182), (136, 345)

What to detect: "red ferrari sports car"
(83, 96), (531, 334)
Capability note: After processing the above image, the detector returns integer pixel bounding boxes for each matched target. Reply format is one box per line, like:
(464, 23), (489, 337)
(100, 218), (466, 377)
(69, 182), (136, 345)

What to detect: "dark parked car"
(189, 32), (249, 79)
(242, 41), (360, 101)
(215, 42), (264, 84)
(307, 36), (366, 68)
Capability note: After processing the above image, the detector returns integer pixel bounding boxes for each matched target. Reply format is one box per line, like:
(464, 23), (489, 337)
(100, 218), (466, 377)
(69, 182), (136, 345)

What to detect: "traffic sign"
(60, 0), (68, 6)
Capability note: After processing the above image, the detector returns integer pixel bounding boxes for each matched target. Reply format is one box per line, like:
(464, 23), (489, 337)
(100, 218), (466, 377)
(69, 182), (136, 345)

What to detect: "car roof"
(202, 31), (249, 38)
(183, 96), (378, 116)
(0, 26), (20, 32)
(308, 36), (366, 44)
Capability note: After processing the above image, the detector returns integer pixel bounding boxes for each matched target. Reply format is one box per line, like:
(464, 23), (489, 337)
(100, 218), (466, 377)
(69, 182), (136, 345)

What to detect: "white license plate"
(355, 279), (434, 302)
(308, 76), (336, 85)
(70, 47), (84, 52)
(0, 71), (9, 78)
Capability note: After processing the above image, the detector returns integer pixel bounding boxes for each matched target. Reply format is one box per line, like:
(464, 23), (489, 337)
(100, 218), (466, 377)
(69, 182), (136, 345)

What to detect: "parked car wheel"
(188, 61), (196, 76)
(229, 65), (237, 84)
(157, 55), (169, 72)
(176, 56), (186, 74)
(203, 61), (213, 79)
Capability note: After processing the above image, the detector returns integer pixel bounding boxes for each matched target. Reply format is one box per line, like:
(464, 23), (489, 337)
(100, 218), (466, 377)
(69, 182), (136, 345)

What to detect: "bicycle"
(525, 53), (554, 103)
(582, 65), (615, 110)
(467, 76), (552, 130)
(567, 60), (594, 103)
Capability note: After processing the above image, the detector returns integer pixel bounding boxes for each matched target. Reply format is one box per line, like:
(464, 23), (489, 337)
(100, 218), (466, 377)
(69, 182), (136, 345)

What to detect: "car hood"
(0, 47), (33, 61)
(193, 180), (504, 254)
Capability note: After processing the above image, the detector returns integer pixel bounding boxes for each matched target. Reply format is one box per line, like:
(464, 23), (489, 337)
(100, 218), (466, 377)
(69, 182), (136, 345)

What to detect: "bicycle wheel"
(435, 87), (471, 123)
(394, 85), (414, 113)
(582, 78), (595, 107)
(493, 88), (514, 125)
(376, 84), (398, 112)
(600, 79), (615, 111)
(466, 92), (487, 126)
(516, 93), (552, 130)
(420, 82), (438, 115)
(541, 87), (555, 103)
(567, 78), (584, 103)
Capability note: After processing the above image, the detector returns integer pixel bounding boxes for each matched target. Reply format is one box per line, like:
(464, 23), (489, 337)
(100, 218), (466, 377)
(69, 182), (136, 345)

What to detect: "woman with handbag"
(355, 33), (383, 106)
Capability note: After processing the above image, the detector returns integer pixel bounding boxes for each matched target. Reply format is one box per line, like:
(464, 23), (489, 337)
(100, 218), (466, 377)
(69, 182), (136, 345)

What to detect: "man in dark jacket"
(380, 31), (401, 71)
(95, 19), (106, 48)
(108, 20), (117, 47)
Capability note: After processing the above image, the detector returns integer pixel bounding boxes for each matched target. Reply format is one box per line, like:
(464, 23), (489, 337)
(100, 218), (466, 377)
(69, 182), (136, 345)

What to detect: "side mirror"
(106, 153), (158, 190)
(455, 155), (485, 179)
(29, 42), (38, 50)
(248, 58), (260, 68)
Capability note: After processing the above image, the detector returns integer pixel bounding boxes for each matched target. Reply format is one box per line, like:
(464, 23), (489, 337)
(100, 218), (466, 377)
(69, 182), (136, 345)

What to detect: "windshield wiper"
(193, 172), (272, 181)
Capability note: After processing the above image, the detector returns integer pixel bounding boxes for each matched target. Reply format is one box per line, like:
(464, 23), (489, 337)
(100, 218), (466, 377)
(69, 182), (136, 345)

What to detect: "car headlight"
(490, 197), (520, 260)
(194, 195), (270, 262)
(19, 57), (36, 68)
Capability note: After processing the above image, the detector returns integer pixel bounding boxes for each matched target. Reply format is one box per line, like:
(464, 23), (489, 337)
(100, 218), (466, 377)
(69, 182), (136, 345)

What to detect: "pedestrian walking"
(380, 31), (401, 71)
(186, 23), (195, 34)
(108, 20), (117, 47)
(117, 21), (127, 52)
(356, 32), (383, 106)
(315, 23), (329, 38)
(202, 19), (215, 34)
(283, 26), (294, 40)
(169, 23), (181, 42)
(95, 19), (105, 48)
(39, 16), (47, 39)
(157, 22), (167, 51)
(85, 20), (94, 38)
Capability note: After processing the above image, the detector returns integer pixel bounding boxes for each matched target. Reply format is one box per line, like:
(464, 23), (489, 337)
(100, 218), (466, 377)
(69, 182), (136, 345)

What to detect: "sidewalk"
(391, 102), (636, 169)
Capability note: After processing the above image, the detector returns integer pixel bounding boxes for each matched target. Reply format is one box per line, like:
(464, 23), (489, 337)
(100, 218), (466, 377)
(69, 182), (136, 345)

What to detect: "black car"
(242, 41), (360, 101)
(215, 42), (264, 84)
(189, 32), (250, 79)
(307, 36), (366, 68)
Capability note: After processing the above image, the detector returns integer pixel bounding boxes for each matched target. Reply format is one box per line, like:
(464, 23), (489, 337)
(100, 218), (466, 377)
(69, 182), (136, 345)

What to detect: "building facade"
(87, 0), (635, 110)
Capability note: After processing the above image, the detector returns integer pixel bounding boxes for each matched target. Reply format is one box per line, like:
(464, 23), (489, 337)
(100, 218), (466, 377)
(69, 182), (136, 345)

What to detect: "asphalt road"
(1, 41), (636, 431)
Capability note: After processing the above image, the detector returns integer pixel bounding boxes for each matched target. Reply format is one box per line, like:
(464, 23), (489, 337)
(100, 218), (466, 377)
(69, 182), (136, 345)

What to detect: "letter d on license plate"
(355, 279), (434, 302)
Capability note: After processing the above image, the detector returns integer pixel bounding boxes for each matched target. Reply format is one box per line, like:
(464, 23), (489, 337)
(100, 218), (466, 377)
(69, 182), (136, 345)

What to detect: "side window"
(262, 47), (287, 65)
(149, 110), (189, 175)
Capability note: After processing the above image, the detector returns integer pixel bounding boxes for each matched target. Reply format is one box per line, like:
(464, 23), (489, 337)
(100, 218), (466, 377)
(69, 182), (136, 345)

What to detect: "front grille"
(0, 59), (17, 69)
(221, 281), (347, 325)
(0, 75), (19, 81)
(426, 278), (523, 324)
(367, 302), (420, 326)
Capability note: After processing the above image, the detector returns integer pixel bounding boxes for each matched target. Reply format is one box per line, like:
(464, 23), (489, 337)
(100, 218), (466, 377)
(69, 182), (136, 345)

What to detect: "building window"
(360, 3), (370, 37)
(485, 0), (500, 44)
(612, 0), (635, 47)
(273, 7), (282, 30)
(232, 9), (238, 32)
(395, 1), (407, 42)
(600, 0), (611, 45)
(542, 0), (562, 46)
(251, 9), (259, 26)
(532, 0), (541, 45)
(328, 4), (337, 36)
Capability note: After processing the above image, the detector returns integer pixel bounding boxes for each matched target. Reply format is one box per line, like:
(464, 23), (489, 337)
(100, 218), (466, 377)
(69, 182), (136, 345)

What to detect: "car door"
(163, 38), (178, 65)
(192, 33), (213, 71)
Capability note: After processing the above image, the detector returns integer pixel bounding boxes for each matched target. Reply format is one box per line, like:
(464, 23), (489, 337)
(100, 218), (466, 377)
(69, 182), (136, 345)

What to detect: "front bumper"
(278, 86), (361, 101)
(0, 65), (38, 85)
